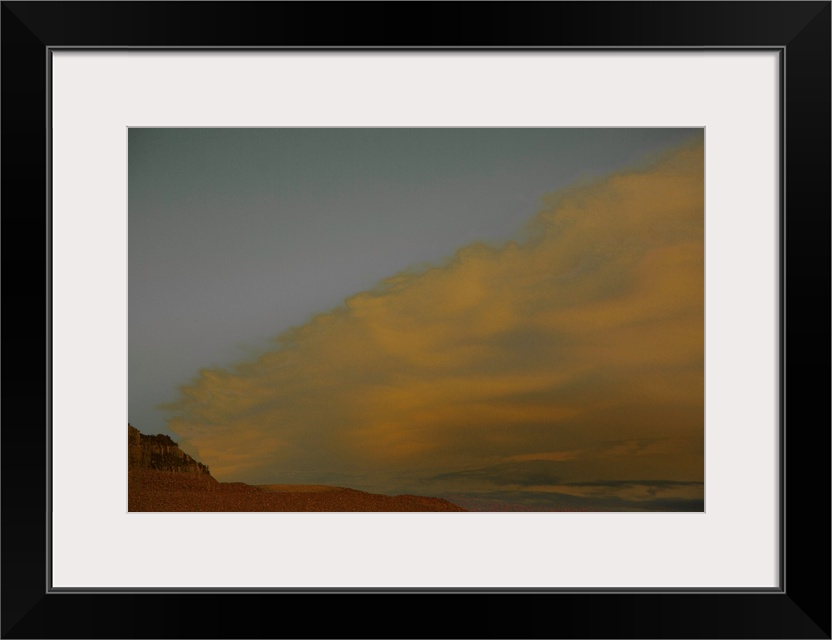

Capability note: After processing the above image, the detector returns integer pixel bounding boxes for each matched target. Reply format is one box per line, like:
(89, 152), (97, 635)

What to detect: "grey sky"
(129, 128), (700, 438)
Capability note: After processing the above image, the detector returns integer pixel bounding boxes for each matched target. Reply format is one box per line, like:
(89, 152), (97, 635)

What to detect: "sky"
(129, 128), (704, 511)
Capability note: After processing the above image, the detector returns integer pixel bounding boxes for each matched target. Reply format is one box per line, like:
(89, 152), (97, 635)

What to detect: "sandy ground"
(256, 484), (344, 493)
(128, 469), (466, 512)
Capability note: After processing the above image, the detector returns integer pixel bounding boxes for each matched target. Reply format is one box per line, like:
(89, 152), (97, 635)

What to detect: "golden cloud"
(167, 138), (704, 505)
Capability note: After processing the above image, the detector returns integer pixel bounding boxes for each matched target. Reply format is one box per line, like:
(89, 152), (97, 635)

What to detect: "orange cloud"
(167, 138), (704, 505)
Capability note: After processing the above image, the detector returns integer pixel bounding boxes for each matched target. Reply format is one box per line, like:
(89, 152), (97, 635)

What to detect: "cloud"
(436, 490), (704, 513)
(165, 137), (704, 508)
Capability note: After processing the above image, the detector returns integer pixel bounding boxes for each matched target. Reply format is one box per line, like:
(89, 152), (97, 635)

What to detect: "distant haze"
(130, 128), (704, 510)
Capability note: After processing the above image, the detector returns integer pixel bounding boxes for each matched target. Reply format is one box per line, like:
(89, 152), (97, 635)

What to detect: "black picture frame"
(2, 2), (829, 638)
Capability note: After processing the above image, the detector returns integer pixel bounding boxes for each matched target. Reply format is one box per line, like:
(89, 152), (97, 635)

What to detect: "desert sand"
(128, 469), (465, 512)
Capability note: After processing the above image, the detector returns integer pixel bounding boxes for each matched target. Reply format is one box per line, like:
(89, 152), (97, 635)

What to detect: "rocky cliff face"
(128, 424), (211, 475)
(128, 424), (466, 512)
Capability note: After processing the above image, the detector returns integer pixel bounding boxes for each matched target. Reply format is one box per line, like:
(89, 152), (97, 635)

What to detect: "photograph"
(3, 0), (828, 636)
(129, 127), (705, 513)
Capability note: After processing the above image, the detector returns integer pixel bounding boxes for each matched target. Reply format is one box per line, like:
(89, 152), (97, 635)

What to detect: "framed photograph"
(3, 2), (829, 638)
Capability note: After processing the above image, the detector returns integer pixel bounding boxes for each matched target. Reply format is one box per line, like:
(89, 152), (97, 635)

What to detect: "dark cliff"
(128, 424), (465, 511)
(128, 424), (211, 475)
